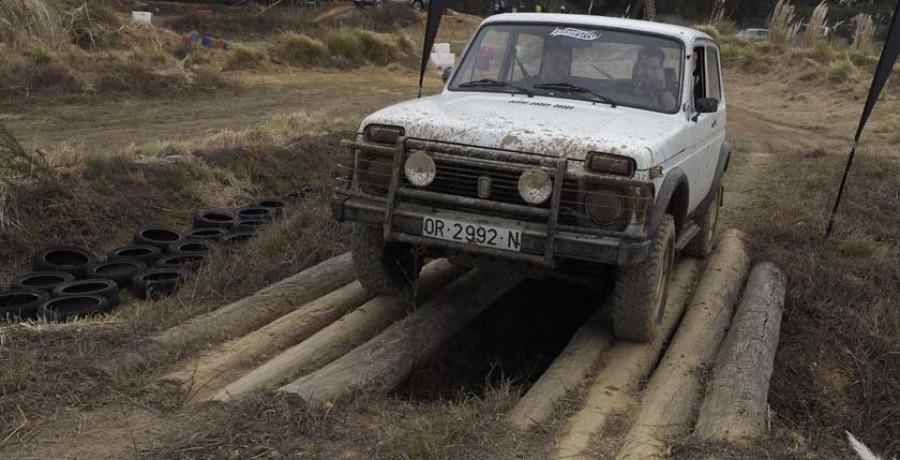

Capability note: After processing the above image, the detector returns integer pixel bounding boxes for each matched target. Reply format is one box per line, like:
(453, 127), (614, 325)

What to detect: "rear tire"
(683, 185), (721, 258)
(351, 224), (422, 295)
(613, 214), (675, 343)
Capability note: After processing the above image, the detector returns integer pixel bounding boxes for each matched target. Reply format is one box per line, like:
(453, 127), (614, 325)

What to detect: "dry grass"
(768, 0), (801, 46)
(270, 33), (326, 67)
(852, 13), (876, 53)
(733, 146), (900, 457)
(804, 1), (829, 47)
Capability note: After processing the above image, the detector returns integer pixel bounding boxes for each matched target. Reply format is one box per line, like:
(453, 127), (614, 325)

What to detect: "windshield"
(450, 24), (685, 114)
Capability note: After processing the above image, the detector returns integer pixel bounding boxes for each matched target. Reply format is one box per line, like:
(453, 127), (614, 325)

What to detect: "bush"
(827, 58), (857, 84)
(324, 29), (363, 64)
(270, 33), (325, 67)
(225, 45), (266, 71)
(393, 33), (416, 55)
(355, 29), (398, 65)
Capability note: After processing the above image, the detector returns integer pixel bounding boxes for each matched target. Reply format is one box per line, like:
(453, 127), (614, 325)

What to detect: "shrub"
(324, 29), (363, 64)
(393, 33), (416, 55)
(270, 33), (325, 67)
(226, 45), (266, 71)
(355, 29), (398, 65)
(827, 58), (857, 85)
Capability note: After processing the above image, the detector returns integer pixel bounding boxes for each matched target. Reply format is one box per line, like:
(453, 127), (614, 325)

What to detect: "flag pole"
(825, 140), (858, 238)
(825, 0), (900, 238)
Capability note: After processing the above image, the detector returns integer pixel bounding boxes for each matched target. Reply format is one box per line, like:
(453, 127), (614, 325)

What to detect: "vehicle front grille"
(401, 158), (580, 224)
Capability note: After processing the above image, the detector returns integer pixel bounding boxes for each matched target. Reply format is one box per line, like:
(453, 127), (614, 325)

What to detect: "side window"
(692, 46), (706, 104)
(511, 34), (544, 81)
(706, 47), (722, 101)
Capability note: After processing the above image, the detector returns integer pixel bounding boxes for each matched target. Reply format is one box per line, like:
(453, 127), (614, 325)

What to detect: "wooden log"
(153, 252), (355, 347)
(97, 253), (356, 376)
(508, 299), (614, 431)
(615, 229), (750, 460)
(278, 267), (523, 403)
(693, 261), (787, 443)
(163, 279), (372, 400)
(552, 259), (703, 460)
(208, 259), (461, 402)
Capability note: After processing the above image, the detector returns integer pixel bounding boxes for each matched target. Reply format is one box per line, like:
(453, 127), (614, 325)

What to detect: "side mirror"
(696, 97), (719, 113)
(441, 67), (453, 83)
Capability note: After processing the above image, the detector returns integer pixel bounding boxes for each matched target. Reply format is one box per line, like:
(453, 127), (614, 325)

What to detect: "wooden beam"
(153, 252), (356, 348)
(693, 261), (787, 443)
(552, 259), (703, 459)
(163, 280), (372, 400)
(508, 299), (614, 431)
(207, 260), (461, 402)
(616, 229), (750, 460)
(278, 267), (523, 404)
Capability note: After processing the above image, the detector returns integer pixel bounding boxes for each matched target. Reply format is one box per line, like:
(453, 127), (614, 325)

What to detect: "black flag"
(827, 1), (900, 237)
(418, 0), (447, 98)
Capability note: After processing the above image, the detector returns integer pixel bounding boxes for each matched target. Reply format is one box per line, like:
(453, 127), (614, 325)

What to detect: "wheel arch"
(648, 167), (689, 238)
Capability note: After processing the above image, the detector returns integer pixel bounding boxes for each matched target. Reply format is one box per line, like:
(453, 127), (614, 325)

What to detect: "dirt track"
(0, 63), (879, 459)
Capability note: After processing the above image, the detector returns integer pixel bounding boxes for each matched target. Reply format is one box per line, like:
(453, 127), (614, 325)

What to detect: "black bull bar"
(331, 137), (653, 267)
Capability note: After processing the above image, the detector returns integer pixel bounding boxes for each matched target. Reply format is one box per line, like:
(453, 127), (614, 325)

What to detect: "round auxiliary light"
(518, 168), (553, 205)
(404, 152), (436, 187)
(583, 187), (626, 225)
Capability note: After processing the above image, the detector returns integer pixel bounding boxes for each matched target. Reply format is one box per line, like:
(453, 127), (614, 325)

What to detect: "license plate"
(421, 216), (522, 252)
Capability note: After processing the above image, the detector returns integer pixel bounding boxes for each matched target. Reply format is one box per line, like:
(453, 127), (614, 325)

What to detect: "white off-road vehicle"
(332, 13), (730, 343)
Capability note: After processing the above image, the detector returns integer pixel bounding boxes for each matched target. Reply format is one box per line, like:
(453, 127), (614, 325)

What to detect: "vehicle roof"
(480, 13), (714, 44)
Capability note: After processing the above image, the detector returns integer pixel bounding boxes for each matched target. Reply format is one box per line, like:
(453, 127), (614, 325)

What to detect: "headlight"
(358, 152), (392, 195)
(583, 186), (626, 225)
(518, 168), (552, 205)
(404, 152), (436, 187)
(586, 152), (636, 177)
(365, 124), (405, 144)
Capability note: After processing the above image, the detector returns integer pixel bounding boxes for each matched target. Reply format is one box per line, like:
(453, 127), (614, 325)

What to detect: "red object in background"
(196, 9), (213, 18)
(476, 45), (494, 70)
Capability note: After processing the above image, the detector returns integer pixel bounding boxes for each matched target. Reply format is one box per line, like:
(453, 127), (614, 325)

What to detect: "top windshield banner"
(549, 27), (601, 41)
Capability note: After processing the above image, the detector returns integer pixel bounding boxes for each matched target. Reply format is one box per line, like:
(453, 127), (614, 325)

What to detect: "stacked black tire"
(0, 188), (315, 322)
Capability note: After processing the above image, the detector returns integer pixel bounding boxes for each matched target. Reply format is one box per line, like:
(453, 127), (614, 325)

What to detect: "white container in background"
(131, 11), (153, 24)
(433, 43), (451, 54)
(429, 52), (456, 69)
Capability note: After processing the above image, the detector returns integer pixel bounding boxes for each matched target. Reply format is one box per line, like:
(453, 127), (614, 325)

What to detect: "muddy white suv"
(332, 13), (730, 342)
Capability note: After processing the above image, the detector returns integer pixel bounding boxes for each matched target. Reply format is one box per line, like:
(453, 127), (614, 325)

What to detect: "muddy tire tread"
(351, 225), (420, 296)
(614, 214), (675, 343)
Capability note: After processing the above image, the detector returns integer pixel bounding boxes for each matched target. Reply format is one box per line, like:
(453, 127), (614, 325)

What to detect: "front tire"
(683, 185), (721, 258)
(613, 214), (676, 343)
(351, 224), (422, 295)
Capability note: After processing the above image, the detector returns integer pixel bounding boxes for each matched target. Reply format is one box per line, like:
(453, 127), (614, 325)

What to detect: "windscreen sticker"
(549, 27), (600, 41)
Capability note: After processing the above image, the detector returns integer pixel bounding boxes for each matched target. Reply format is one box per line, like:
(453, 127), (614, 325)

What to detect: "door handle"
(712, 119), (718, 128)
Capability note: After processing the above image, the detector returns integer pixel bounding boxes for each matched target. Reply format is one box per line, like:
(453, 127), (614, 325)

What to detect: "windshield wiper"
(533, 82), (617, 107)
(458, 79), (534, 97)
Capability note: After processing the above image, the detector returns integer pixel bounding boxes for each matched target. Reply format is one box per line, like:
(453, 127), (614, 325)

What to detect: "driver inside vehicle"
(631, 46), (677, 112)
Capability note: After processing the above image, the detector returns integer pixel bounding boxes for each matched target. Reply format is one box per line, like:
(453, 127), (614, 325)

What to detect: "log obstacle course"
(137, 228), (786, 457)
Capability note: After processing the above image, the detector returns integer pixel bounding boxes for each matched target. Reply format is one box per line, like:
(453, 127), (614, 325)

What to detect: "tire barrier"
(52, 279), (121, 309)
(185, 228), (229, 242)
(12, 271), (76, 294)
(86, 259), (148, 289)
(107, 245), (162, 265)
(193, 210), (240, 230)
(1, 186), (317, 323)
(134, 227), (184, 251)
(0, 289), (50, 320)
(38, 295), (110, 321)
(32, 247), (96, 278)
